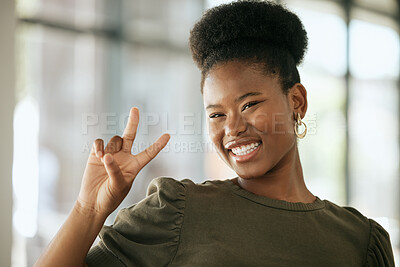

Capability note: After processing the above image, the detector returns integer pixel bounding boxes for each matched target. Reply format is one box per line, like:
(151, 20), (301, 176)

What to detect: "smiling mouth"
(227, 141), (262, 163)
(230, 141), (261, 156)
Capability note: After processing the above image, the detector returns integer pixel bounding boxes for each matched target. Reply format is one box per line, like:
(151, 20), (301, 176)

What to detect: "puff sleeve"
(86, 177), (186, 267)
(365, 219), (395, 267)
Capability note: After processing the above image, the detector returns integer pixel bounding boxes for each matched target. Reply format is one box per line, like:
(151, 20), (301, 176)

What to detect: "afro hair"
(189, 0), (308, 93)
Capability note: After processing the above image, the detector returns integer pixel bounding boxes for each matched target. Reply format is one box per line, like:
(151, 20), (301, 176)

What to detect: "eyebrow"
(235, 92), (262, 103)
(206, 91), (262, 110)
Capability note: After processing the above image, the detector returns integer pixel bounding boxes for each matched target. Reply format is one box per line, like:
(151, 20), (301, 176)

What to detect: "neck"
(233, 144), (315, 203)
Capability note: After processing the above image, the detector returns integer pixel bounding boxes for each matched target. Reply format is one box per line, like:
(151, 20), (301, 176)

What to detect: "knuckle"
(123, 142), (131, 151)
(123, 133), (135, 140)
(145, 148), (153, 160)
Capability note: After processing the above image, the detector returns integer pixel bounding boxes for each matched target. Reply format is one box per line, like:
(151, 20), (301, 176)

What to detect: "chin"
(233, 166), (268, 180)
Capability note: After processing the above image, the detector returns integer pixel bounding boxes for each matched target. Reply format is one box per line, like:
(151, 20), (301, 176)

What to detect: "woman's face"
(203, 60), (306, 179)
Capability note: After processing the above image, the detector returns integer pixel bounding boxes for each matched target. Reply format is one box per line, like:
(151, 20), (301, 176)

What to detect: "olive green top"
(86, 177), (394, 267)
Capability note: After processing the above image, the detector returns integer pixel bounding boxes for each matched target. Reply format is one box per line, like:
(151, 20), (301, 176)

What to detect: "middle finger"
(105, 135), (123, 154)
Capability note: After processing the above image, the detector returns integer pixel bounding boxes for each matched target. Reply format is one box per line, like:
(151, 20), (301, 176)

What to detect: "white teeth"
(231, 142), (260, 156)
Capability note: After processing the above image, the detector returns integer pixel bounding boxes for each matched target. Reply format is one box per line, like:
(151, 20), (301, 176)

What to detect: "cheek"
(250, 112), (270, 134)
(271, 112), (294, 135)
(208, 122), (224, 146)
(250, 109), (294, 135)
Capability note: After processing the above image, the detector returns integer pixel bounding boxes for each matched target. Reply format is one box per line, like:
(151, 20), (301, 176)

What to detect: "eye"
(242, 101), (259, 111)
(209, 113), (225, 119)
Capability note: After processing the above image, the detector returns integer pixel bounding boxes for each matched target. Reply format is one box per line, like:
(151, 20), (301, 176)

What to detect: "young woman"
(35, 1), (395, 266)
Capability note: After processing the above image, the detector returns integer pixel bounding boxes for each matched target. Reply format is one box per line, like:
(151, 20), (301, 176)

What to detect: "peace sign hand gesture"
(77, 107), (170, 217)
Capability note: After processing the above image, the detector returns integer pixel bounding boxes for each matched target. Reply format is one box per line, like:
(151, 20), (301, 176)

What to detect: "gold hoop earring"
(294, 113), (307, 139)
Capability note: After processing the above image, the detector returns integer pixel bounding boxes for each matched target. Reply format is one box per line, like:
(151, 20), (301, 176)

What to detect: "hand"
(77, 107), (170, 217)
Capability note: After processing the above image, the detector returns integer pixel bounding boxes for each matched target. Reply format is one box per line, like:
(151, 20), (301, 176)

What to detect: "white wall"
(0, 0), (15, 266)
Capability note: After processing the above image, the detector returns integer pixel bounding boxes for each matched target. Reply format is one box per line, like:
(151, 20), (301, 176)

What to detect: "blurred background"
(0, 0), (399, 266)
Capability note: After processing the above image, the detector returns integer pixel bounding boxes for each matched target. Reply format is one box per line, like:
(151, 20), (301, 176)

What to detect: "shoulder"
(87, 177), (190, 266)
(147, 177), (234, 210)
(365, 219), (395, 266)
(147, 176), (231, 196)
(322, 200), (370, 229)
(146, 176), (186, 197)
(322, 200), (394, 266)
(319, 201), (371, 248)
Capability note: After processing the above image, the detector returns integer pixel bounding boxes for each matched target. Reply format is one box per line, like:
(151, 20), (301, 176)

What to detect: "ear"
(287, 83), (308, 120)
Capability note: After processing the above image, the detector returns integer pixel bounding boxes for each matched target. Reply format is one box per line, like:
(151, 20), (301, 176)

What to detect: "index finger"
(122, 107), (139, 152)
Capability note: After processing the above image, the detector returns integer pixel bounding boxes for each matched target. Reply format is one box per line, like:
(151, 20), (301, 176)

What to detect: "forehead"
(202, 61), (282, 105)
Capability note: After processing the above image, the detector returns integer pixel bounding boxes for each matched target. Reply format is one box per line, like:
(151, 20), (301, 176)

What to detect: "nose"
(225, 113), (247, 137)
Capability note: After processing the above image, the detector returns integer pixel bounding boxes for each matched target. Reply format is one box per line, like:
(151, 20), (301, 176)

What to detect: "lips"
(231, 142), (261, 156)
(224, 138), (262, 163)
(224, 138), (262, 150)
(229, 142), (261, 163)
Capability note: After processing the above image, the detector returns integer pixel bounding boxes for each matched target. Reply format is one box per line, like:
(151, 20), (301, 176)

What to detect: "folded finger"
(92, 138), (104, 158)
(105, 135), (123, 154)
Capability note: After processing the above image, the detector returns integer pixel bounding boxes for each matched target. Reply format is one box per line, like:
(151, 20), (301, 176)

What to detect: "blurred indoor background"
(0, 0), (399, 266)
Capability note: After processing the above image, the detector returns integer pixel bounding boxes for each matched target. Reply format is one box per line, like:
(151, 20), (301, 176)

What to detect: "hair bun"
(189, 0), (308, 69)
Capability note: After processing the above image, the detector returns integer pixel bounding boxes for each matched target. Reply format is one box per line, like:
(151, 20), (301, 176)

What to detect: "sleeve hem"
(86, 242), (125, 267)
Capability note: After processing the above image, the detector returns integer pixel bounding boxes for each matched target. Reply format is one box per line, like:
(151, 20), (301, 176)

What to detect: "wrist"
(73, 199), (109, 222)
